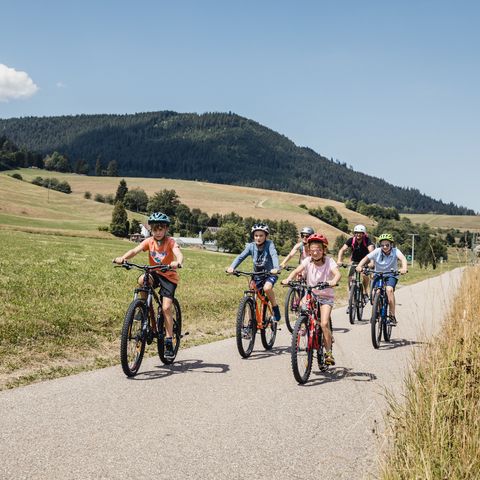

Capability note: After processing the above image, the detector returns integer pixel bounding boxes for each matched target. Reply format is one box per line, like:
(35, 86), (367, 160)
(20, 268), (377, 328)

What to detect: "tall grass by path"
(381, 265), (480, 479)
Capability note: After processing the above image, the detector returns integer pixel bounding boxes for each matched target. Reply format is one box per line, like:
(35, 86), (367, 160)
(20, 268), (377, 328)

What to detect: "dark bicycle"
(229, 270), (278, 358)
(115, 261), (184, 377)
(340, 263), (367, 324)
(363, 268), (402, 349)
(287, 280), (334, 384)
(283, 266), (303, 333)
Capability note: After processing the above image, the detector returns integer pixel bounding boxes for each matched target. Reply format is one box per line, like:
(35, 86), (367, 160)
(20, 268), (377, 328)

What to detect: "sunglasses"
(300, 233), (310, 238)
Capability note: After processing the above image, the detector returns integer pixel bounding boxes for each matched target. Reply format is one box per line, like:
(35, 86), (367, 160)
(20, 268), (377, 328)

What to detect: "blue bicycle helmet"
(148, 212), (171, 225)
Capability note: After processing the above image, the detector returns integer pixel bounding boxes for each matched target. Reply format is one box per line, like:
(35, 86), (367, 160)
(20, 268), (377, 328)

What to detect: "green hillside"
(0, 112), (475, 215)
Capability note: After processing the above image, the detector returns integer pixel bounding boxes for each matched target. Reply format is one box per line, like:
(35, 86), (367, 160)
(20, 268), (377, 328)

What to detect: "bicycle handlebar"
(362, 268), (405, 276)
(227, 269), (275, 278)
(114, 261), (181, 272)
(282, 280), (336, 290)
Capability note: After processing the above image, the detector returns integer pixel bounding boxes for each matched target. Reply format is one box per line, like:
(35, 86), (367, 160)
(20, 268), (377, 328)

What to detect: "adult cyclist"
(356, 233), (408, 326)
(337, 224), (374, 305)
(280, 226), (314, 269)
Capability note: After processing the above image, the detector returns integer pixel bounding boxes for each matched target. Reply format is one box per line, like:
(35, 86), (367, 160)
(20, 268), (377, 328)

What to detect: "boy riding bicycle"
(281, 234), (341, 365)
(226, 223), (282, 323)
(356, 233), (408, 326)
(113, 212), (183, 357)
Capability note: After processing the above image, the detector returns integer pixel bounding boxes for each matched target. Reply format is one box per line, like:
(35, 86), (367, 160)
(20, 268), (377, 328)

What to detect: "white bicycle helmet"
(353, 224), (367, 233)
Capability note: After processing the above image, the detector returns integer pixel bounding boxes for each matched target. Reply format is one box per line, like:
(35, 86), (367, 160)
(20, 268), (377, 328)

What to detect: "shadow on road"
(300, 366), (377, 387)
(244, 345), (291, 361)
(378, 338), (427, 350)
(130, 358), (230, 381)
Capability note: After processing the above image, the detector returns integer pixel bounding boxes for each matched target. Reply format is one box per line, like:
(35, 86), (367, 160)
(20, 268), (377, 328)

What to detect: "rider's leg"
(386, 286), (395, 317)
(319, 304), (333, 351)
(162, 296), (174, 338)
(264, 280), (281, 320)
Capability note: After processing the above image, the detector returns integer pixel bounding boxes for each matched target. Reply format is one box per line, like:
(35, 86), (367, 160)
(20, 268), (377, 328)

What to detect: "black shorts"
(149, 272), (177, 299)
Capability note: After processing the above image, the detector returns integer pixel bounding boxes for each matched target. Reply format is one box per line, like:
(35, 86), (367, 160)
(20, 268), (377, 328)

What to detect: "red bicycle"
(287, 280), (334, 384)
(230, 270), (278, 358)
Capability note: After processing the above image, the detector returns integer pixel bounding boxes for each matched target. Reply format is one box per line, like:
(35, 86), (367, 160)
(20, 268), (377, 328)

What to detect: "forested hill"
(0, 111), (473, 214)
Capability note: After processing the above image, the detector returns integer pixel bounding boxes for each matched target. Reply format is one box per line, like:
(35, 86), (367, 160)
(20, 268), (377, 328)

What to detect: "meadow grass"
(380, 265), (480, 479)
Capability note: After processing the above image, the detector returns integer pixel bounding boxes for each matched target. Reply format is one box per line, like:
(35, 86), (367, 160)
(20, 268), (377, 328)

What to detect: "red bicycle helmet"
(306, 233), (329, 246)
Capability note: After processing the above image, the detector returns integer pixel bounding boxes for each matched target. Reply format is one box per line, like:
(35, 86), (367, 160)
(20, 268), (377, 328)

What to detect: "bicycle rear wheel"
(260, 303), (277, 350)
(348, 284), (357, 324)
(291, 315), (313, 384)
(316, 326), (327, 371)
(120, 299), (146, 377)
(157, 298), (182, 365)
(371, 291), (382, 349)
(285, 287), (301, 333)
(236, 297), (256, 358)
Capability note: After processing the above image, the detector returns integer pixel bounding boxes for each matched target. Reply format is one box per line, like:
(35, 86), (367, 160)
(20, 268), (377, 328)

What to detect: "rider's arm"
(336, 244), (349, 264)
(329, 264), (341, 287)
(226, 243), (251, 273)
(280, 242), (301, 268)
(113, 242), (145, 264)
(396, 249), (408, 274)
(170, 243), (184, 268)
(268, 240), (280, 272)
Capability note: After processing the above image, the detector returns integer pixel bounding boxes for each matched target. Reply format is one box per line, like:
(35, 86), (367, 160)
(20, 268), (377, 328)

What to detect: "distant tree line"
(108, 181), (298, 254)
(345, 199), (400, 221)
(0, 113), (476, 215)
(31, 176), (72, 194)
(308, 205), (350, 232)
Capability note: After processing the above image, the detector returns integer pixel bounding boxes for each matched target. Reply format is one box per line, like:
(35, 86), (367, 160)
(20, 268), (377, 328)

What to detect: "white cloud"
(0, 64), (39, 102)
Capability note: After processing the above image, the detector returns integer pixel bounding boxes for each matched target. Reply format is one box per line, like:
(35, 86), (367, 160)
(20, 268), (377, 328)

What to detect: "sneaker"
(165, 337), (174, 357)
(388, 315), (397, 326)
(325, 351), (335, 366)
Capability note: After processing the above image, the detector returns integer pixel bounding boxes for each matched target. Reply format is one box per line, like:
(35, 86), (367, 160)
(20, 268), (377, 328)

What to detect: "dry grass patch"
(381, 265), (480, 479)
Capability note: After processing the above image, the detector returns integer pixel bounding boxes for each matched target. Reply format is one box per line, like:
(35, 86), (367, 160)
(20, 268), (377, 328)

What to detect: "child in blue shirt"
(226, 223), (282, 322)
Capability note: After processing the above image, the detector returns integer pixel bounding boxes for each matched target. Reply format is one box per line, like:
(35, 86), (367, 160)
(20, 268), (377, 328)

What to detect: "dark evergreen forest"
(0, 111), (474, 215)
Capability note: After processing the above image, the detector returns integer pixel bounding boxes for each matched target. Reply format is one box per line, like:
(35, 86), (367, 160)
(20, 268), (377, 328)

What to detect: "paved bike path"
(0, 268), (462, 480)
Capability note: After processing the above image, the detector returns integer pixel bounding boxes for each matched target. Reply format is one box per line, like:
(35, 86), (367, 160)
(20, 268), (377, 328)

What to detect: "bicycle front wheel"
(371, 291), (382, 349)
(383, 303), (392, 343)
(260, 303), (277, 350)
(157, 298), (182, 365)
(356, 284), (365, 321)
(291, 315), (313, 384)
(120, 299), (146, 377)
(285, 287), (301, 333)
(348, 284), (357, 324)
(236, 297), (256, 358)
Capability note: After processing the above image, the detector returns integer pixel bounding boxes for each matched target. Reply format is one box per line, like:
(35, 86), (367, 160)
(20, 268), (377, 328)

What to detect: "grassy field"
(4, 168), (375, 239)
(381, 265), (480, 479)
(401, 213), (480, 232)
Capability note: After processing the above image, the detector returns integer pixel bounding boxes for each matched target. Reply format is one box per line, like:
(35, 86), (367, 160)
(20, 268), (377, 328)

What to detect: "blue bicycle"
(364, 269), (402, 349)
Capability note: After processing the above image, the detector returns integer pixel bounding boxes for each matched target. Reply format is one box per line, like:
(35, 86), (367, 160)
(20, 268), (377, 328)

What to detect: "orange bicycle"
(230, 270), (278, 358)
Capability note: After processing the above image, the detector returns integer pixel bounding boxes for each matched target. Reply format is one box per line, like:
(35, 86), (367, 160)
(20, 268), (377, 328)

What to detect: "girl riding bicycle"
(113, 211), (183, 357)
(281, 234), (341, 365)
(280, 226), (314, 269)
(226, 223), (282, 323)
(356, 233), (408, 326)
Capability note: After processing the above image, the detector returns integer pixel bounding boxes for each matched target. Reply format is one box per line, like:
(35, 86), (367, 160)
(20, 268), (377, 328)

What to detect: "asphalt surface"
(0, 268), (462, 480)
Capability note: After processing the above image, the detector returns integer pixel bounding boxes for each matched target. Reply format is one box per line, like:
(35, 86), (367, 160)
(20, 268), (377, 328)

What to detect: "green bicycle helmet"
(148, 212), (171, 225)
(378, 232), (394, 242)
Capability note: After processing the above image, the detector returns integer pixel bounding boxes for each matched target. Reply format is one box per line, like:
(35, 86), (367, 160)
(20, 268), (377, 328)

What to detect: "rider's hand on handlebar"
(400, 268), (408, 275)
(113, 257), (125, 265)
(281, 278), (290, 286)
(355, 265), (363, 273)
(226, 267), (234, 274)
(270, 268), (280, 275)
(170, 261), (182, 269)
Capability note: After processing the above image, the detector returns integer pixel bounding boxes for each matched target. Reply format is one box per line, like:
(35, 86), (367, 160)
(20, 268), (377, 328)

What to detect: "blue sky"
(1, 0), (479, 212)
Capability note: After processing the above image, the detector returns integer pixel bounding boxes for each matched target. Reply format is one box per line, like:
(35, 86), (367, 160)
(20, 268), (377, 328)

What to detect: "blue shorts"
(254, 274), (278, 289)
(372, 274), (398, 290)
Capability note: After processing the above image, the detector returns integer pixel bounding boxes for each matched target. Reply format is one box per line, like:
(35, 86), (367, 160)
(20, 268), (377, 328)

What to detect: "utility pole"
(409, 233), (420, 266)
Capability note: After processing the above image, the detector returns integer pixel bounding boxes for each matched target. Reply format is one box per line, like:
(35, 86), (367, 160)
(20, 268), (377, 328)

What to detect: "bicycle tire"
(236, 296), (256, 358)
(356, 284), (365, 321)
(260, 303), (277, 350)
(383, 303), (392, 343)
(157, 297), (182, 365)
(291, 315), (313, 384)
(120, 299), (147, 377)
(316, 325), (327, 371)
(371, 291), (382, 349)
(285, 287), (301, 333)
(348, 284), (357, 324)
